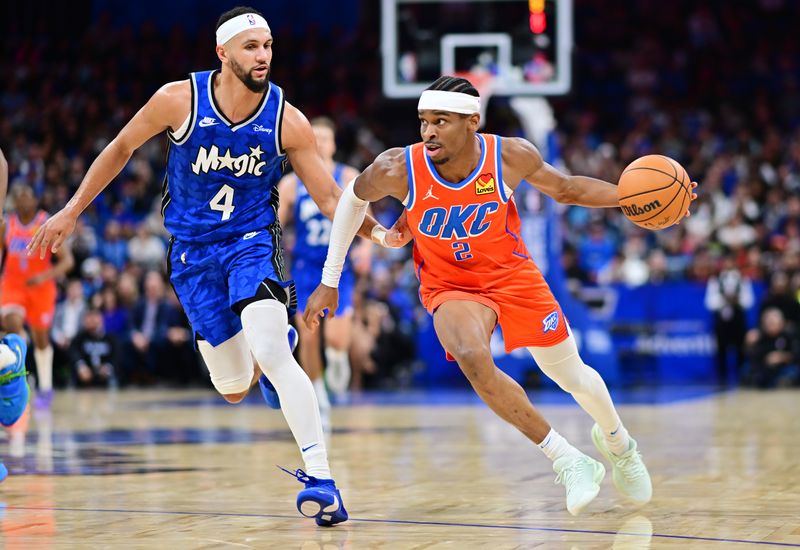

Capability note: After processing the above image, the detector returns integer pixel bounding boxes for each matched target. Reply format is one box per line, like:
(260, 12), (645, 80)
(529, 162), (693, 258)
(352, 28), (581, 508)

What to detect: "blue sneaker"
(280, 467), (348, 527)
(0, 334), (29, 428)
(0, 462), (7, 483)
(258, 326), (299, 410)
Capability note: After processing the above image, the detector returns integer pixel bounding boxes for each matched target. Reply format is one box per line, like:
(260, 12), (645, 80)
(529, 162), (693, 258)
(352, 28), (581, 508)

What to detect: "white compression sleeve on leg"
(528, 334), (628, 447)
(241, 300), (330, 478)
(197, 332), (254, 396)
(321, 181), (368, 288)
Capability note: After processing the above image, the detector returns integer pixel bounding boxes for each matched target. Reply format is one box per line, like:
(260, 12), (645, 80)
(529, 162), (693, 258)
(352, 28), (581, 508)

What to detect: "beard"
(230, 58), (270, 93)
(431, 155), (450, 165)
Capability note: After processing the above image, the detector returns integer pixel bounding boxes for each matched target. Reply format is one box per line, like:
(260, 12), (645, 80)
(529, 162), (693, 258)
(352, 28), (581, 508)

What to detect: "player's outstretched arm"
(28, 81), (190, 259)
(504, 137), (619, 208)
(505, 137), (698, 213)
(302, 148), (409, 331)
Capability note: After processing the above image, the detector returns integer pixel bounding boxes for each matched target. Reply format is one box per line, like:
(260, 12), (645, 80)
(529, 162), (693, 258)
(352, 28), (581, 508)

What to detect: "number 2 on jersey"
(210, 184), (235, 221)
(452, 241), (472, 261)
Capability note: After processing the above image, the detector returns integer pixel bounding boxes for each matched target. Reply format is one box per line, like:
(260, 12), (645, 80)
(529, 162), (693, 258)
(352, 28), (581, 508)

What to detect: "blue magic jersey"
(293, 163), (349, 267)
(162, 70), (287, 242)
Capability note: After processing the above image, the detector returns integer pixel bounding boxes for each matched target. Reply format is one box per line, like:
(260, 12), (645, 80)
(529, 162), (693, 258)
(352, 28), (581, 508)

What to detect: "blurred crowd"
(1, 0), (799, 388)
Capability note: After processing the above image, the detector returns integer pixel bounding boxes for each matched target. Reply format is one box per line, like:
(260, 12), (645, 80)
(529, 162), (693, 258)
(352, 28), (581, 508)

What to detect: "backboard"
(381, 0), (573, 98)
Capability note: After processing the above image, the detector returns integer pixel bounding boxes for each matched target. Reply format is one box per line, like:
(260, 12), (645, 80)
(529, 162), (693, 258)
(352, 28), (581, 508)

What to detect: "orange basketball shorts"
(419, 262), (569, 359)
(0, 280), (57, 330)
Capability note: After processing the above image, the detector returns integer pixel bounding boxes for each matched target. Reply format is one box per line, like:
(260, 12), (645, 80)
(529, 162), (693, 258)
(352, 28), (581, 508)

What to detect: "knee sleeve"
(528, 334), (593, 394)
(240, 300), (295, 374)
(198, 332), (253, 395)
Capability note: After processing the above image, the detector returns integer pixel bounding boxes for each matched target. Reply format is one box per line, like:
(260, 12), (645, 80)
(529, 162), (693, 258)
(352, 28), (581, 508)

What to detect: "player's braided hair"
(425, 76), (480, 97)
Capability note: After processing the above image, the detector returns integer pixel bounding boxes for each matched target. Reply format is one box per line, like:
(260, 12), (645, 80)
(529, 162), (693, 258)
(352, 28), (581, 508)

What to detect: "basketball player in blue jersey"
(278, 117), (363, 430)
(28, 6), (407, 526)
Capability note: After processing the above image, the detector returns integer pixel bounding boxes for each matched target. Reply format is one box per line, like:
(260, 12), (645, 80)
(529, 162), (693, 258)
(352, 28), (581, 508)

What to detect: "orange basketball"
(617, 155), (692, 230)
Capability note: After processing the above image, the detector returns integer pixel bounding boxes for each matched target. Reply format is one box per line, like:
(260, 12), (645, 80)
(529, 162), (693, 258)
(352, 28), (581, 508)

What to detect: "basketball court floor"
(1, 387), (798, 548)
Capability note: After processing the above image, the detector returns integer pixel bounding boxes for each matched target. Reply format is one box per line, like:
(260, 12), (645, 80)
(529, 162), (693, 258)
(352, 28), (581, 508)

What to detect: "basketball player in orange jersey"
(1, 185), (73, 410)
(305, 76), (697, 515)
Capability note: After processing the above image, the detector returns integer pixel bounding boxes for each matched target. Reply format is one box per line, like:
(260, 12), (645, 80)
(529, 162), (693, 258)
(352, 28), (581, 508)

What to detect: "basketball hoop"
(453, 70), (495, 128)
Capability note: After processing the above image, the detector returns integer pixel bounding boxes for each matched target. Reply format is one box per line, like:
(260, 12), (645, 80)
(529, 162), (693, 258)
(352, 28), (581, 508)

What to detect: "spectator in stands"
(705, 256), (755, 384)
(745, 308), (800, 388)
(70, 308), (117, 387)
(159, 289), (200, 385)
(125, 271), (172, 385)
(98, 286), (130, 339)
(127, 225), (166, 271)
(578, 221), (616, 278)
(98, 220), (128, 270)
(51, 279), (87, 352)
(759, 272), (800, 330)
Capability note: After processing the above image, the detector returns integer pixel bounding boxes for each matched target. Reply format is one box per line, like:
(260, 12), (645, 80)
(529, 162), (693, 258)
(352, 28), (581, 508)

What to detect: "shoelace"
(277, 465), (319, 485)
(554, 459), (585, 488)
(615, 451), (646, 481)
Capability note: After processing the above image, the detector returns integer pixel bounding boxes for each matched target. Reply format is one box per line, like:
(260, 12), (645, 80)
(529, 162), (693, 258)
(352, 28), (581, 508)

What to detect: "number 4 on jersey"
(210, 184), (235, 221)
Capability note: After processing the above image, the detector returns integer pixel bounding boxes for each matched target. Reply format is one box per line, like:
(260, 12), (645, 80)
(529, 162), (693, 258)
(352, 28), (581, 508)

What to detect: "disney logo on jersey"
(191, 144), (267, 177)
(252, 124), (273, 134)
(418, 201), (500, 239)
(474, 173), (496, 195)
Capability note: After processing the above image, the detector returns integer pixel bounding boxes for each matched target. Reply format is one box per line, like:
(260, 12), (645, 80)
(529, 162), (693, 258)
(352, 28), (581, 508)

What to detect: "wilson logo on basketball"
(474, 173), (495, 195)
(621, 199), (662, 217)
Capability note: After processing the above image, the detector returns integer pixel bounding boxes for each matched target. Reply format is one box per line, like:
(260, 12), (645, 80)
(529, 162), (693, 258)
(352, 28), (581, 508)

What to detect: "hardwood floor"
(1, 388), (798, 548)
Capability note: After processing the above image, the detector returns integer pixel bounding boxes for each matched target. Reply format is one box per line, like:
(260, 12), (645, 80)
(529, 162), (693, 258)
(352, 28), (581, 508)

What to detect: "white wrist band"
(371, 225), (388, 247)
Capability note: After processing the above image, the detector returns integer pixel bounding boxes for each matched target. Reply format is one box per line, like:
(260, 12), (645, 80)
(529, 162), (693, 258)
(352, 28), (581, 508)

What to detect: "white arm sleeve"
(321, 180), (369, 288)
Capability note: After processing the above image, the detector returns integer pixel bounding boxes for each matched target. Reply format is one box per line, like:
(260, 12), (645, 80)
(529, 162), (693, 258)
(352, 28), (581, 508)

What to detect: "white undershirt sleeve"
(321, 180), (368, 288)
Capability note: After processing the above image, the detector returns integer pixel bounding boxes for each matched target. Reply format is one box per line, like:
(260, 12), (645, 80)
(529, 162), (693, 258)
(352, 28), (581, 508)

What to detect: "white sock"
(241, 301), (331, 479)
(538, 429), (582, 462)
(324, 347), (350, 394)
(312, 377), (331, 414)
(605, 422), (631, 456)
(34, 345), (53, 392)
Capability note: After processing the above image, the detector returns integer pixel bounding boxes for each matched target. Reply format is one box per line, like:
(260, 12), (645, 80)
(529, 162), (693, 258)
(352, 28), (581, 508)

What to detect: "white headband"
(216, 13), (271, 46)
(418, 90), (480, 115)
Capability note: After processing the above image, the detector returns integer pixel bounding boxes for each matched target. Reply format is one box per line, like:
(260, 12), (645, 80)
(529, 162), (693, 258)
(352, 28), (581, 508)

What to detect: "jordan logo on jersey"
(191, 144), (267, 177)
(475, 173), (496, 195)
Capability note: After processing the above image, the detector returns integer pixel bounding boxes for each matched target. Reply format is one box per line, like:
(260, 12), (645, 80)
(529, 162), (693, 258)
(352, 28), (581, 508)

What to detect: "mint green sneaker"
(553, 454), (605, 515)
(591, 423), (652, 504)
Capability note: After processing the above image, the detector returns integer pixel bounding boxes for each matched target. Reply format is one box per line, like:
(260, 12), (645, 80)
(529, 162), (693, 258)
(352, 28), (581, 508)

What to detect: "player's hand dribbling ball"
(617, 155), (697, 230)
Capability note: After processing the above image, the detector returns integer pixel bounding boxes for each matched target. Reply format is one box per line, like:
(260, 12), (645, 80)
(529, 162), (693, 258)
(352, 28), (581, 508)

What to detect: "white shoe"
(553, 454), (605, 515)
(591, 423), (652, 504)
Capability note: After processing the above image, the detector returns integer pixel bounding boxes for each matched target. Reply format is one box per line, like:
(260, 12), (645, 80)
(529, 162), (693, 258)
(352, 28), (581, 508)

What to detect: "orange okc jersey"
(405, 133), (569, 353)
(1, 211), (57, 329)
(3, 211), (52, 281)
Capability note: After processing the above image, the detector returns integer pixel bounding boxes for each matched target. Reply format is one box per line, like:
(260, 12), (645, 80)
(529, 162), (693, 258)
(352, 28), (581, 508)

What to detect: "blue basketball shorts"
(168, 228), (296, 346)
(293, 258), (354, 316)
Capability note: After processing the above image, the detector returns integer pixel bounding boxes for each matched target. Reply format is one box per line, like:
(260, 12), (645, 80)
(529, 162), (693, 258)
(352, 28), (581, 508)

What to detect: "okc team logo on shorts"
(542, 311), (559, 333)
